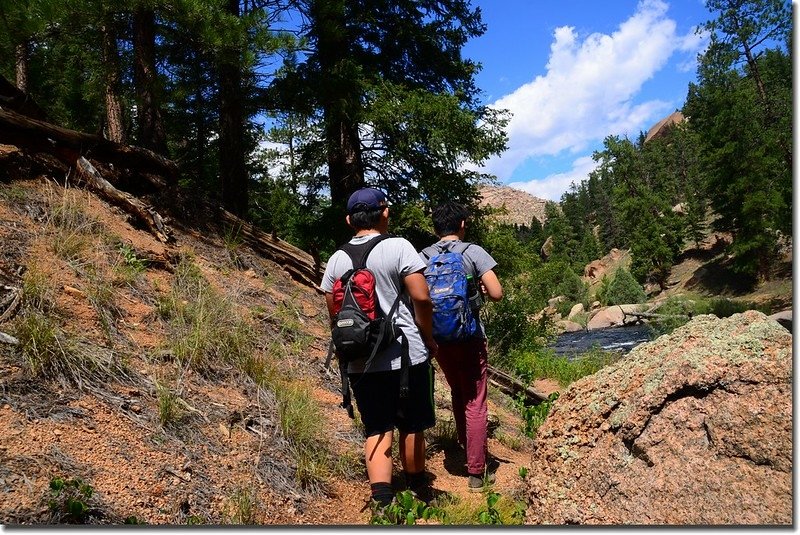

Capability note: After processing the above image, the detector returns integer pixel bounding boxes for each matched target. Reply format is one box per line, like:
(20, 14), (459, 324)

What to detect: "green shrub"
(13, 311), (124, 387)
(483, 274), (551, 356)
(554, 267), (589, 316)
(370, 490), (444, 525)
(502, 346), (618, 388)
(22, 263), (56, 313)
(603, 268), (646, 305)
(158, 256), (255, 374)
(519, 392), (559, 437)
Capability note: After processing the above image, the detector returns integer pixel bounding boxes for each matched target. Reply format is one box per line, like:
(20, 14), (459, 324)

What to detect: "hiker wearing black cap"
(320, 187), (438, 508)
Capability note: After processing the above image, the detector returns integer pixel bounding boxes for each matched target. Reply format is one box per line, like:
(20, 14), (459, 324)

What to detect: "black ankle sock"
(405, 471), (426, 490)
(370, 482), (394, 507)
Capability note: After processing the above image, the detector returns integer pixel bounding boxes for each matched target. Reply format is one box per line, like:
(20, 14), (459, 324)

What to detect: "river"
(550, 324), (654, 358)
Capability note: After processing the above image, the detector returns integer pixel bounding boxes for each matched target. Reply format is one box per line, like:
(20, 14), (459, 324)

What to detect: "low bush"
(599, 268), (646, 306)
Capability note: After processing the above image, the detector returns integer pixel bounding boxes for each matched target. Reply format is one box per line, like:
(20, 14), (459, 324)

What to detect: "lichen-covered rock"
(526, 311), (792, 525)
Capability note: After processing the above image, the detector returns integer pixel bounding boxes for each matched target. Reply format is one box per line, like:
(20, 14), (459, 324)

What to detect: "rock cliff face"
(478, 185), (548, 227)
(526, 310), (792, 525)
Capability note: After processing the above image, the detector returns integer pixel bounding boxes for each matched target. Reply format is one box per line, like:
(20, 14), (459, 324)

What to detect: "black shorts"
(349, 360), (436, 437)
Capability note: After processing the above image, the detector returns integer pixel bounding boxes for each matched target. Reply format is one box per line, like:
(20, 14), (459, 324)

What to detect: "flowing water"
(550, 323), (655, 358)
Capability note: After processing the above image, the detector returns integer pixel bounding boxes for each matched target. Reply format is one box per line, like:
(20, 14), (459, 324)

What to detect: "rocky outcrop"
(768, 309), (792, 332)
(526, 311), (792, 525)
(479, 185), (549, 227)
(583, 248), (629, 288)
(556, 319), (583, 333)
(644, 111), (686, 143)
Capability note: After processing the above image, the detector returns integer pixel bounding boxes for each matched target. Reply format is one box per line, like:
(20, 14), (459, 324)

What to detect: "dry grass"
(13, 310), (127, 388)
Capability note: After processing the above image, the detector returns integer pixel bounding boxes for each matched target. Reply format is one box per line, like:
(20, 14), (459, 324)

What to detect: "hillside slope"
(0, 171), (534, 525)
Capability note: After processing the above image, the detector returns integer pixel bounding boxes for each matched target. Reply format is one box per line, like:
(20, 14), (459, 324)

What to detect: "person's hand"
(425, 338), (438, 359)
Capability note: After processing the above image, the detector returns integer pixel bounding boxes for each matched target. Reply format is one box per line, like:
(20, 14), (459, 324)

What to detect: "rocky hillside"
(478, 185), (549, 227)
(0, 163), (535, 525)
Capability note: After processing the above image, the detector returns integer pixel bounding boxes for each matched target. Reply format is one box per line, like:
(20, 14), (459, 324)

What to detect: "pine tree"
(685, 0), (791, 278)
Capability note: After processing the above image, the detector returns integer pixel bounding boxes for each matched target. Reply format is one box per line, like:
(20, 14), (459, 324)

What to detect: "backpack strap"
(339, 234), (393, 269)
(422, 241), (476, 275)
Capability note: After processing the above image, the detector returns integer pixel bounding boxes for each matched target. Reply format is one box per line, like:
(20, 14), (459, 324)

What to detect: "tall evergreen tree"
(272, 0), (508, 246)
(685, 0), (791, 278)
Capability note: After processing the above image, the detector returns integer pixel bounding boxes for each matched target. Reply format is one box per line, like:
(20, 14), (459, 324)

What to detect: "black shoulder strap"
(339, 234), (393, 269)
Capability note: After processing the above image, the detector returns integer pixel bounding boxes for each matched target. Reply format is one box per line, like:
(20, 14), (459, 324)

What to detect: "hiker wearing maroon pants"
(421, 202), (503, 491)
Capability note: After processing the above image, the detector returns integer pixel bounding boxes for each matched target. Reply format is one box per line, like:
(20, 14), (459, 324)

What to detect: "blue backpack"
(422, 242), (479, 343)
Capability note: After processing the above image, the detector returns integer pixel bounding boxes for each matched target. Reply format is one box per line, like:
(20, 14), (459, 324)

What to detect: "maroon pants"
(435, 338), (488, 475)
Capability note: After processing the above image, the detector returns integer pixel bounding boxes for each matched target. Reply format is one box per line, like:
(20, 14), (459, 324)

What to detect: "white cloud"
(507, 155), (600, 201)
(483, 0), (696, 182)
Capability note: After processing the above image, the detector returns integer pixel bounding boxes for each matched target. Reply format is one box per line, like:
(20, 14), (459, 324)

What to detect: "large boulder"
(768, 309), (792, 332)
(526, 311), (792, 525)
(586, 304), (642, 330)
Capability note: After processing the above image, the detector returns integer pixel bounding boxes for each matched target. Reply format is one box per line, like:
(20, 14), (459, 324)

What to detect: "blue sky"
(462, 0), (712, 201)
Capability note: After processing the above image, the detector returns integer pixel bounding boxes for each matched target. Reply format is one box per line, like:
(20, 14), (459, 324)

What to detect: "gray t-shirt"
(420, 239), (498, 339)
(321, 234), (429, 373)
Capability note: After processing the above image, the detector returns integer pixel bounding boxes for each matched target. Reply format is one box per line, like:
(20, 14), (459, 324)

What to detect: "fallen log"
(622, 310), (691, 324)
(487, 364), (549, 404)
(75, 157), (173, 244)
(0, 108), (177, 184)
(209, 206), (323, 290)
(0, 285), (22, 323)
(0, 74), (48, 121)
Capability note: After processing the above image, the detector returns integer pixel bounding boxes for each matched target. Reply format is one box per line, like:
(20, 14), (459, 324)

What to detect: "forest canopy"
(0, 0), (791, 280)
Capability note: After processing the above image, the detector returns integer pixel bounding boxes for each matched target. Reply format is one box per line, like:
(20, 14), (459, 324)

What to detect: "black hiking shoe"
(467, 472), (496, 493)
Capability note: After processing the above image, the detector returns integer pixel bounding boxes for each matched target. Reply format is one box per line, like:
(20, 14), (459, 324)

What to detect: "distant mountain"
(478, 184), (550, 227)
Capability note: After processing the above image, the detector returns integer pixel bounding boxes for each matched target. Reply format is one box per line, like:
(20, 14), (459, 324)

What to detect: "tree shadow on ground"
(685, 257), (757, 296)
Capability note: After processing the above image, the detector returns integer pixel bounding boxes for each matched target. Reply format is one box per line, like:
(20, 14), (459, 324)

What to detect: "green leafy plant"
(519, 392), (559, 438)
(477, 492), (502, 525)
(48, 477), (95, 524)
(369, 490), (444, 525)
(113, 243), (148, 285)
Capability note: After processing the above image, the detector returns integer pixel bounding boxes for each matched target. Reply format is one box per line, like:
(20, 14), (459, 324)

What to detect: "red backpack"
(325, 235), (411, 417)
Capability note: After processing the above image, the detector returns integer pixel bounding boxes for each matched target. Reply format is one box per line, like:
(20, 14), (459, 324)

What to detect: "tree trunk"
(101, 15), (126, 144)
(133, 6), (167, 154)
(14, 41), (29, 92)
(313, 0), (364, 208)
(217, 0), (248, 217)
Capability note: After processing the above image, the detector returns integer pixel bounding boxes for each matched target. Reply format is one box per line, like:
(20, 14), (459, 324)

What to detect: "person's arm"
(479, 269), (503, 302)
(325, 292), (336, 326)
(403, 271), (438, 358)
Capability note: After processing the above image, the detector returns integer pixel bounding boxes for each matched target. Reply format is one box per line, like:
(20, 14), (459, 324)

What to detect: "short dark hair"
(349, 206), (385, 230)
(431, 202), (470, 237)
